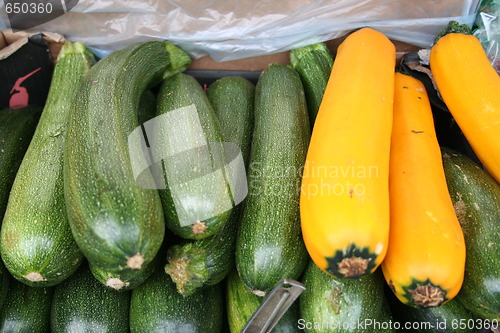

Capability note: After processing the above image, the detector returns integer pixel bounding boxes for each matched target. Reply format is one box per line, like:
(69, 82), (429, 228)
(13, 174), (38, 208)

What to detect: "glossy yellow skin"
(430, 33), (500, 184)
(300, 28), (395, 278)
(382, 73), (466, 307)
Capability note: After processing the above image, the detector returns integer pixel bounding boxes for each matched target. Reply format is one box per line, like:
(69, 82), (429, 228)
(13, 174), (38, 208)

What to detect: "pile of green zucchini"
(0, 39), (498, 333)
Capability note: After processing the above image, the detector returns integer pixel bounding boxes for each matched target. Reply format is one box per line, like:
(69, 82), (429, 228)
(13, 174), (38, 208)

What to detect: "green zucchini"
(387, 289), (479, 333)
(164, 76), (255, 296)
(0, 42), (95, 287)
(64, 42), (190, 276)
(300, 260), (393, 333)
(226, 270), (301, 333)
(155, 73), (236, 239)
(207, 76), (255, 165)
(442, 148), (500, 320)
(0, 278), (53, 332)
(290, 42), (333, 125)
(0, 262), (9, 312)
(130, 268), (224, 332)
(235, 63), (310, 295)
(0, 106), (40, 218)
(165, 215), (237, 296)
(50, 263), (130, 333)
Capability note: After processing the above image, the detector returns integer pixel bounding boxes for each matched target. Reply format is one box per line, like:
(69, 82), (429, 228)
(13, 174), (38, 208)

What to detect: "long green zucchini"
(130, 268), (224, 332)
(0, 106), (40, 218)
(0, 278), (53, 332)
(226, 270), (301, 333)
(442, 148), (500, 320)
(164, 76), (255, 296)
(290, 42), (333, 125)
(50, 263), (130, 333)
(236, 63), (310, 295)
(300, 260), (393, 333)
(64, 42), (190, 277)
(155, 73), (236, 239)
(0, 42), (95, 287)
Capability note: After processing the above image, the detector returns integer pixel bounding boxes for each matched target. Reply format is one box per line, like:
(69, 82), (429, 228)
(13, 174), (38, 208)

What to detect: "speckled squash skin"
(63, 42), (180, 278)
(164, 76), (255, 296)
(0, 42), (95, 287)
(0, 277), (53, 332)
(300, 261), (394, 333)
(235, 63), (310, 294)
(155, 73), (235, 240)
(51, 264), (130, 333)
(130, 268), (223, 333)
(442, 148), (500, 321)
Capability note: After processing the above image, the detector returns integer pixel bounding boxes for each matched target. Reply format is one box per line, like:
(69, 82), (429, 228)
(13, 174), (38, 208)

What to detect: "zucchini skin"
(164, 76), (255, 296)
(0, 106), (40, 218)
(129, 268), (223, 333)
(207, 76), (255, 165)
(50, 263), (130, 333)
(64, 42), (183, 275)
(0, 42), (95, 287)
(0, 278), (53, 332)
(290, 42), (333, 125)
(226, 270), (301, 333)
(236, 63), (310, 294)
(89, 237), (166, 291)
(442, 148), (500, 320)
(300, 261), (394, 333)
(155, 73), (235, 239)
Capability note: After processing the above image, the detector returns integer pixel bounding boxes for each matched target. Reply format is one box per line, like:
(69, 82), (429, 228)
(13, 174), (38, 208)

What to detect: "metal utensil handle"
(242, 278), (306, 333)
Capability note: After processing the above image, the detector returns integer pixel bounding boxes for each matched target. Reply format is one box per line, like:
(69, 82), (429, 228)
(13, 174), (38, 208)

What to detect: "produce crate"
(0, 22), (498, 333)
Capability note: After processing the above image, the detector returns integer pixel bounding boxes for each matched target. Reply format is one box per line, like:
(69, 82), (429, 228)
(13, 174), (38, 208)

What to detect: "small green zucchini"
(290, 42), (333, 125)
(155, 73), (236, 239)
(0, 41), (95, 286)
(50, 263), (130, 333)
(130, 268), (224, 332)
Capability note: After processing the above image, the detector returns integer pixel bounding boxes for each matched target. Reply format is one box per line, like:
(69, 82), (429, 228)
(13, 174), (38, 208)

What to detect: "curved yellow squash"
(300, 28), (396, 279)
(430, 33), (500, 183)
(382, 73), (466, 308)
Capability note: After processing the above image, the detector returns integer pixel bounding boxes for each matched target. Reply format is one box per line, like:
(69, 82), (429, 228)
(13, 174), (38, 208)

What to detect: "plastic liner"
(0, 0), (479, 61)
(473, 0), (500, 73)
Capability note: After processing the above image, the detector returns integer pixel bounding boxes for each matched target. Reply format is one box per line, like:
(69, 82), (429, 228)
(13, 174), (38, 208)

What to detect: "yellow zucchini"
(300, 27), (396, 279)
(382, 73), (466, 308)
(430, 31), (500, 183)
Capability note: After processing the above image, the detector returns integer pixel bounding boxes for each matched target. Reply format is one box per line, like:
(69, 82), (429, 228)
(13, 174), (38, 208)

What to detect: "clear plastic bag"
(473, 0), (500, 73)
(0, 0), (480, 61)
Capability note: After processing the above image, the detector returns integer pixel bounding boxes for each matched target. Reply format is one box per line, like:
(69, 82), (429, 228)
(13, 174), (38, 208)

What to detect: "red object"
(9, 67), (42, 109)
